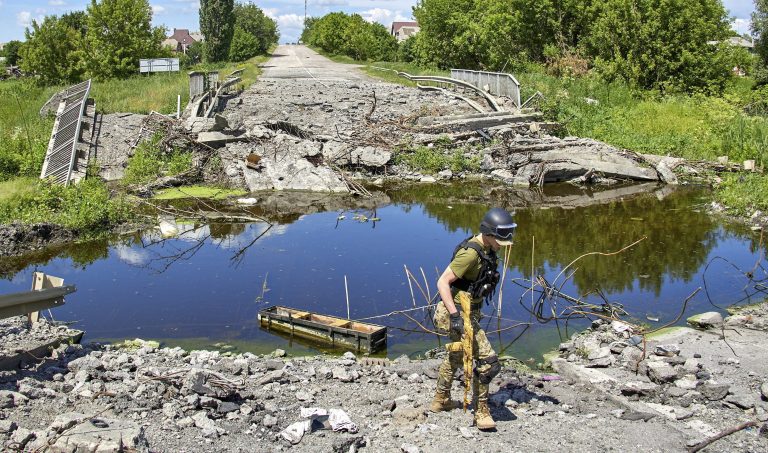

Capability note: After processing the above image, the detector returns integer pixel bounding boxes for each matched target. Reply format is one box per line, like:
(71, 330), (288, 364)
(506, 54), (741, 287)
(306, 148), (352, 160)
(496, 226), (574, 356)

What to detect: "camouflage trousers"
(433, 292), (496, 407)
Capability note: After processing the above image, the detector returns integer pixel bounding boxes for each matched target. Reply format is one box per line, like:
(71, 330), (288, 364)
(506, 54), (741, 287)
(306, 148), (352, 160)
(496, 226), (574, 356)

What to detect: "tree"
(303, 12), (397, 61)
(233, 2), (278, 54)
(2, 40), (23, 66)
(585, 0), (731, 93)
(200, 0), (234, 62)
(19, 16), (85, 84)
(754, 0), (768, 79)
(84, 0), (166, 80)
(60, 10), (88, 37)
(229, 27), (259, 62)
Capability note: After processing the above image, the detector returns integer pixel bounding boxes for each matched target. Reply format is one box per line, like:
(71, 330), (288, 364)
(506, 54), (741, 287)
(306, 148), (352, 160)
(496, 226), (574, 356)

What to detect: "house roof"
(391, 21), (419, 34)
(168, 29), (197, 44)
(727, 37), (754, 48)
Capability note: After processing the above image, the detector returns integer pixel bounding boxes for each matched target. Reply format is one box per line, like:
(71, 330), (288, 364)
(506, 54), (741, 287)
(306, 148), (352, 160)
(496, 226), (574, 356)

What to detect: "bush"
(0, 178), (130, 233)
(395, 140), (480, 174)
(715, 173), (768, 215)
(122, 133), (193, 185)
(303, 12), (397, 61)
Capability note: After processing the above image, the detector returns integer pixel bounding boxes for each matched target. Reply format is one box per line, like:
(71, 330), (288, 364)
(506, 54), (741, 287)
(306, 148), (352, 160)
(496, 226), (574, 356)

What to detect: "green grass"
(715, 173), (768, 215)
(0, 177), (37, 202)
(153, 185), (248, 200)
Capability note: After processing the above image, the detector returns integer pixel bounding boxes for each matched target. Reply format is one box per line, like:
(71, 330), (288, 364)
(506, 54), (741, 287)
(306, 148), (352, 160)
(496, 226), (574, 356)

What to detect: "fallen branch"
(687, 421), (758, 453)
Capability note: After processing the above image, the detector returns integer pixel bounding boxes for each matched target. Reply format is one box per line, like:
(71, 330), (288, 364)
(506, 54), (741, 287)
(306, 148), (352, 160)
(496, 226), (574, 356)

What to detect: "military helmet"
(479, 207), (516, 246)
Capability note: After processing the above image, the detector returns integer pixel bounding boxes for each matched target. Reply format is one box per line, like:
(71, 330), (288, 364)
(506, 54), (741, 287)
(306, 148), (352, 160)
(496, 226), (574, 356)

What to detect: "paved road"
(259, 45), (370, 82)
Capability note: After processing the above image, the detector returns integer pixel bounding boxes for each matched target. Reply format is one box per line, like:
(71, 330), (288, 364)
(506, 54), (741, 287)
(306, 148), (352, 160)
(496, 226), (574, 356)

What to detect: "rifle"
(444, 291), (473, 411)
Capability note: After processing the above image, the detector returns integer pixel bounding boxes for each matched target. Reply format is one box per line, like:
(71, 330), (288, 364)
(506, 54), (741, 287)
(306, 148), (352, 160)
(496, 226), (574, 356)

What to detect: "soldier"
(430, 207), (516, 430)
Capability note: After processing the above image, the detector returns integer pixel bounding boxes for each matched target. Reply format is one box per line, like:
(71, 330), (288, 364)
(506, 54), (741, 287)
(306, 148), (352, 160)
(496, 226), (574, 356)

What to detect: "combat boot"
(429, 389), (455, 412)
(473, 401), (496, 430)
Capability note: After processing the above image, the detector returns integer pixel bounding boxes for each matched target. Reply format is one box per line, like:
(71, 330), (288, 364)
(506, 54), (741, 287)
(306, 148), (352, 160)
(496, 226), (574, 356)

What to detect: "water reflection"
(0, 182), (764, 360)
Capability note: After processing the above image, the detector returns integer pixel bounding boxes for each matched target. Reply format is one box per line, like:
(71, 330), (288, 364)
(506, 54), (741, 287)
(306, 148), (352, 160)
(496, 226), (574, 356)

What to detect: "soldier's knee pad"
(474, 355), (501, 384)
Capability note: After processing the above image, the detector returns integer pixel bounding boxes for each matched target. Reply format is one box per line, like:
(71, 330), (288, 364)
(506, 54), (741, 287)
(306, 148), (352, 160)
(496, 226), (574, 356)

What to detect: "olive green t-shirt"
(449, 235), (489, 282)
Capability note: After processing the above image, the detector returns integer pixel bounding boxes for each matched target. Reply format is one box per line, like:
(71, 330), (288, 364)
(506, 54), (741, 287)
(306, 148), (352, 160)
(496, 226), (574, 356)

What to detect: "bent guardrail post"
(0, 273), (76, 324)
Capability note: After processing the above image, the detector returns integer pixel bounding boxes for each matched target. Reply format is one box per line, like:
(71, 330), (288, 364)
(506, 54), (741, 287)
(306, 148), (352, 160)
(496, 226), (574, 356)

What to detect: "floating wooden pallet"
(258, 305), (387, 353)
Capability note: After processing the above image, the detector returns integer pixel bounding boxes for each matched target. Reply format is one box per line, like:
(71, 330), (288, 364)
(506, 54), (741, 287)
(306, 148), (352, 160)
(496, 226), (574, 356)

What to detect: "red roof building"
(390, 22), (420, 42)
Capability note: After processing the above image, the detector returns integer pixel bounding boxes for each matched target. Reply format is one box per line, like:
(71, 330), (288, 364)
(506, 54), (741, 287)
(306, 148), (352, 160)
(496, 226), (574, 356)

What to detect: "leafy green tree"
(84, 0), (167, 80)
(228, 27), (259, 62)
(200, 0), (234, 62)
(754, 0), (768, 81)
(233, 2), (278, 54)
(60, 10), (88, 37)
(19, 16), (85, 84)
(303, 12), (397, 61)
(2, 40), (23, 66)
(585, 0), (731, 93)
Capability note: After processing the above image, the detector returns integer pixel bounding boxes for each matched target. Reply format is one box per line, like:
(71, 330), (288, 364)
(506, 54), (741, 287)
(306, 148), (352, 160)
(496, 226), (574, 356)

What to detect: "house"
(163, 29), (203, 53)
(707, 36), (755, 52)
(390, 21), (419, 42)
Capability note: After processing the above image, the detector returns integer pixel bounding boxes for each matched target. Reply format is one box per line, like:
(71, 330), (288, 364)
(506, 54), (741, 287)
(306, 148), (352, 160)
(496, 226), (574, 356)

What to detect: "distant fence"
(40, 79), (91, 185)
(450, 69), (521, 109)
(140, 58), (180, 74)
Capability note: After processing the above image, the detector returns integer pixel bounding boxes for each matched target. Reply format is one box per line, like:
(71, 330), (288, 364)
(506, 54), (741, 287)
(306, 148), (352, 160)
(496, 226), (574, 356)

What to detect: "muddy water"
(0, 182), (764, 361)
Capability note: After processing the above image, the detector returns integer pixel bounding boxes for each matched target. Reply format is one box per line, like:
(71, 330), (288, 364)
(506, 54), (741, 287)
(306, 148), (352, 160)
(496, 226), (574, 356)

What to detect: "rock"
(10, 428), (35, 449)
(438, 169), (453, 179)
(761, 382), (768, 401)
(687, 312), (723, 329)
(674, 378), (698, 390)
(181, 369), (232, 398)
(587, 347), (611, 360)
(263, 414), (278, 428)
(459, 426), (474, 438)
(419, 176), (437, 183)
(257, 369), (285, 385)
(407, 373), (423, 383)
(218, 402), (240, 414)
(197, 130), (247, 147)
(699, 383), (730, 401)
(280, 421), (309, 445)
(653, 344), (680, 357)
(725, 393), (755, 410)
(609, 341), (627, 354)
(185, 114), (228, 134)
(646, 362), (677, 384)
(49, 416), (148, 452)
(401, 443), (420, 453)
(342, 351), (357, 361)
(0, 390), (28, 408)
(585, 356), (613, 368)
(621, 381), (659, 397)
(0, 420), (17, 434)
(332, 366), (353, 382)
(393, 406), (426, 425)
(273, 348), (287, 357)
(265, 359), (284, 370)
(296, 390), (314, 402)
(683, 358), (702, 373)
(620, 411), (656, 421)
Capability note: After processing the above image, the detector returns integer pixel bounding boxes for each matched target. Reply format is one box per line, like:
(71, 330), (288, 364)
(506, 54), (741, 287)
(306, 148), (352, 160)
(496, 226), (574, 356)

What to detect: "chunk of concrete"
(186, 114), (228, 134)
(49, 416), (148, 453)
(197, 130), (247, 147)
(699, 383), (730, 401)
(620, 381), (659, 397)
(687, 312), (723, 329)
(646, 361), (677, 384)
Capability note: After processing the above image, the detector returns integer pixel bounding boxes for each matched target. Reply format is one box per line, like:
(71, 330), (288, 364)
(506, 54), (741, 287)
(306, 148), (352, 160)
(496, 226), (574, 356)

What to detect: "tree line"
(301, 13), (398, 62)
(3, 0), (278, 85)
(303, 0), (757, 95)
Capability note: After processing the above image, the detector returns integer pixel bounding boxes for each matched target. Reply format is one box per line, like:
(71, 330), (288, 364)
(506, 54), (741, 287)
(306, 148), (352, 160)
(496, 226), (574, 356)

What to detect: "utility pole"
(304, 0), (307, 25)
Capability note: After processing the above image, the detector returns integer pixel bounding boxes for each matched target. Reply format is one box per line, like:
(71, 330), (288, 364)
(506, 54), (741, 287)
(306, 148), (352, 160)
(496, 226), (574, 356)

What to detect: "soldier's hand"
(449, 312), (464, 337)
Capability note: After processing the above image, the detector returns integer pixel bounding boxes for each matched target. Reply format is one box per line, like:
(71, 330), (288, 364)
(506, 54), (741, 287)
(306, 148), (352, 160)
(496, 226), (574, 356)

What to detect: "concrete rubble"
(1, 303), (767, 451)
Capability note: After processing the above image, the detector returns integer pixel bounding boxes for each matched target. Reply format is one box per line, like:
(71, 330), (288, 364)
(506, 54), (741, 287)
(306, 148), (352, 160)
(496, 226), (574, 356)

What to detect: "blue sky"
(0, 0), (756, 45)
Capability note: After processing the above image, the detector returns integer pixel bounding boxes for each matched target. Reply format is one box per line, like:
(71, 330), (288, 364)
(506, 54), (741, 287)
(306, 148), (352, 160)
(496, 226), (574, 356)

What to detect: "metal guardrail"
(0, 273), (76, 321)
(450, 69), (521, 109)
(399, 73), (502, 112)
(40, 79), (92, 185)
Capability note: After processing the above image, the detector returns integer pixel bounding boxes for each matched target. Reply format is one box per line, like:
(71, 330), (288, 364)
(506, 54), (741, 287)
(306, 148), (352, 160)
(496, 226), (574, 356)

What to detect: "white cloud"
(49, 0), (65, 6)
(17, 11), (32, 27)
(115, 246), (150, 266)
(360, 8), (410, 26)
(317, 0), (348, 5)
(732, 17), (751, 35)
(276, 13), (305, 31)
(152, 4), (166, 14)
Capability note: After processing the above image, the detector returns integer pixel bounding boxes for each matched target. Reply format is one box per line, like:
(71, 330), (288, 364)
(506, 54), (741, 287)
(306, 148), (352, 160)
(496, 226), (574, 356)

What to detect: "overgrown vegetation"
(715, 173), (768, 215)
(395, 138), (481, 174)
(121, 133), (193, 185)
(301, 13), (398, 61)
(0, 178), (130, 233)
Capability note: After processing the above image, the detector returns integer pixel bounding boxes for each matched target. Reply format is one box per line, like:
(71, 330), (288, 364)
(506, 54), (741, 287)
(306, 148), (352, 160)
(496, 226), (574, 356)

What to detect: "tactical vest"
(449, 236), (500, 304)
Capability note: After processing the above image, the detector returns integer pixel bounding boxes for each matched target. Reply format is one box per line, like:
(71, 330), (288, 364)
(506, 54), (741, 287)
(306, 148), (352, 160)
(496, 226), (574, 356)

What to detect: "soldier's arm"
(437, 266), (459, 315)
